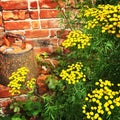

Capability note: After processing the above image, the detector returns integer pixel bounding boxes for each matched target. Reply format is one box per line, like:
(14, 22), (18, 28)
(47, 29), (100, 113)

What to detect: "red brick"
(36, 75), (49, 95)
(7, 31), (25, 36)
(40, 0), (57, 9)
(57, 0), (76, 8)
(0, 96), (26, 108)
(30, 1), (37, 9)
(57, 29), (71, 39)
(0, 28), (4, 32)
(58, 38), (65, 46)
(50, 38), (58, 46)
(41, 19), (59, 29)
(0, 99), (11, 107)
(31, 21), (40, 29)
(0, 84), (11, 98)
(26, 40), (35, 47)
(4, 21), (30, 30)
(34, 48), (43, 54)
(34, 46), (53, 54)
(25, 29), (49, 38)
(41, 46), (54, 53)
(30, 11), (39, 19)
(40, 9), (59, 18)
(0, 1), (28, 10)
(35, 39), (50, 47)
(2, 10), (29, 20)
(57, 0), (65, 8)
(50, 29), (57, 37)
(0, 16), (3, 26)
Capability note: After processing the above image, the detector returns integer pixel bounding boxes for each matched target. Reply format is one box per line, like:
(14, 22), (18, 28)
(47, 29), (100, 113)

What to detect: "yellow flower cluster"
(60, 62), (86, 84)
(82, 79), (120, 120)
(8, 67), (36, 95)
(26, 78), (36, 90)
(84, 4), (120, 38)
(62, 30), (91, 49)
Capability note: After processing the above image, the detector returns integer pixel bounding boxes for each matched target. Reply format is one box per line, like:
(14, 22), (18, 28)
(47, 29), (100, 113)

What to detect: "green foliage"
(96, 0), (120, 5)
(54, 3), (120, 84)
(46, 75), (59, 90)
(41, 79), (89, 120)
(5, 96), (42, 120)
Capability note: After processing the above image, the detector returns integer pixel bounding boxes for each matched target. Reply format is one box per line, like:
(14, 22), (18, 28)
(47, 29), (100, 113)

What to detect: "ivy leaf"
(46, 75), (58, 90)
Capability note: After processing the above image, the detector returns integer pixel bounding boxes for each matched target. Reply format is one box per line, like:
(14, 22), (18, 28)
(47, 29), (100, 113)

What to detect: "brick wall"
(0, 0), (62, 53)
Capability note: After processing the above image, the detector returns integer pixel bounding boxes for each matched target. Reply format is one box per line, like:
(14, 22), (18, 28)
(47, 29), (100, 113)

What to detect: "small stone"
(3, 48), (14, 53)
(0, 46), (7, 53)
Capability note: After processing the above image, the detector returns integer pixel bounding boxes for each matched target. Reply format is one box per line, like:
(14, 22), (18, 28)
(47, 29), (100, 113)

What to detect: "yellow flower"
(83, 79), (120, 120)
(105, 107), (109, 111)
(108, 100), (112, 104)
(87, 115), (91, 119)
(110, 105), (114, 109)
(85, 97), (89, 101)
(117, 83), (120, 86)
(8, 67), (35, 95)
(82, 110), (86, 113)
(60, 62), (86, 84)
(98, 117), (103, 120)
(92, 98), (96, 102)
(84, 4), (120, 37)
(95, 82), (99, 86)
(90, 111), (94, 116)
(107, 111), (112, 115)
(94, 113), (99, 119)
(62, 30), (91, 49)
(104, 95), (109, 100)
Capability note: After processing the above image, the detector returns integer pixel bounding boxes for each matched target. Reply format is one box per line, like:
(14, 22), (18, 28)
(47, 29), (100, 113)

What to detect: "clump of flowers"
(8, 67), (36, 95)
(82, 79), (120, 120)
(62, 30), (91, 49)
(60, 62), (86, 84)
(84, 4), (120, 38)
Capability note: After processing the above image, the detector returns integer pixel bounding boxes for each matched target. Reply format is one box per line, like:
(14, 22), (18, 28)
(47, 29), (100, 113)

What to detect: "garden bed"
(0, 1), (120, 120)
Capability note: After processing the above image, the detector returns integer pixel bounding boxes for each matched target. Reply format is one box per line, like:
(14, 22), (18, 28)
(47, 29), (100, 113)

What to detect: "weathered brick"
(31, 20), (40, 29)
(25, 29), (49, 38)
(29, 11), (39, 19)
(26, 40), (35, 47)
(40, 0), (57, 9)
(57, 29), (70, 39)
(2, 10), (29, 20)
(0, 84), (11, 98)
(40, 9), (59, 18)
(34, 48), (43, 54)
(0, 1), (28, 10)
(50, 29), (57, 37)
(35, 39), (50, 47)
(57, 0), (65, 8)
(50, 38), (58, 46)
(4, 21), (30, 30)
(41, 19), (59, 29)
(0, 16), (3, 26)
(30, 1), (37, 9)
(36, 75), (48, 95)
(0, 99), (11, 107)
(7, 31), (25, 36)
(0, 28), (4, 32)
(35, 46), (53, 53)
